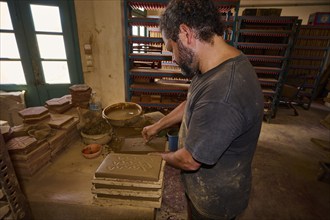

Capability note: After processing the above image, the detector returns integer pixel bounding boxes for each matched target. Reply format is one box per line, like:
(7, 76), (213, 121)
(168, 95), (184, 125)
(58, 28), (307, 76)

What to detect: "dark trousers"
(186, 195), (236, 220)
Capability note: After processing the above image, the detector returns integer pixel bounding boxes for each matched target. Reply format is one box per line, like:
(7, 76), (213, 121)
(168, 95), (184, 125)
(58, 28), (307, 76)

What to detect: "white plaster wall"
(74, 0), (125, 108)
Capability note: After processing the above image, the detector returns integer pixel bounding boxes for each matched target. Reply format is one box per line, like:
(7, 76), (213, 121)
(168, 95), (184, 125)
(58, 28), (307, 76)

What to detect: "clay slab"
(46, 103), (72, 114)
(47, 114), (74, 128)
(91, 187), (162, 199)
(95, 153), (162, 181)
(45, 97), (70, 106)
(93, 195), (162, 208)
(13, 150), (51, 177)
(23, 113), (50, 123)
(119, 137), (166, 154)
(6, 136), (38, 154)
(10, 141), (49, 163)
(69, 84), (90, 92)
(18, 106), (49, 119)
(92, 160), (165, 189)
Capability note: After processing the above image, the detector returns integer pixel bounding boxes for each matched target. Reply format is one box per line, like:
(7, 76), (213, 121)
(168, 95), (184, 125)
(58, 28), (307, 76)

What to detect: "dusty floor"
(240, 103), (330, 220)
(20, 102), (330, 220)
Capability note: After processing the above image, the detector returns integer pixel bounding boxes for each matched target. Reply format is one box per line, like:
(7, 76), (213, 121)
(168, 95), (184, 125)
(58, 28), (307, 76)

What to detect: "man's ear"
(178, 24), (194, 45)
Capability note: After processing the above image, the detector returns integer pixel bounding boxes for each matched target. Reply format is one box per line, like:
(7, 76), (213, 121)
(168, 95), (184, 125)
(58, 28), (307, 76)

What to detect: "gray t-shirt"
(180, 53), (264, 219)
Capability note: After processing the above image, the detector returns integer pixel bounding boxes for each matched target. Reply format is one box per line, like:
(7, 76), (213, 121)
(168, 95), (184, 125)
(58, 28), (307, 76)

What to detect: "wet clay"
(95, 153), (162, 181)
(119, 137), (166, 154)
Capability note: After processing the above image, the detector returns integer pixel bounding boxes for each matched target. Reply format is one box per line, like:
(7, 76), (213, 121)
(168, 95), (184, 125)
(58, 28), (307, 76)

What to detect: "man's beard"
(177, 39), (200, 77)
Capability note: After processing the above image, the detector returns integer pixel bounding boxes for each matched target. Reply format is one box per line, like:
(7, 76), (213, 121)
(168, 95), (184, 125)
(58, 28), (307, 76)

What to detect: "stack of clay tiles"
(45, 95), (72, 113)
(5, 136), (50, 179)
(6, 106), (80, 179)
(69, 84), (91, 108)
(46, 113), (79, 158)
(92, 153), (165, 208)
(17, 106), (79, 145)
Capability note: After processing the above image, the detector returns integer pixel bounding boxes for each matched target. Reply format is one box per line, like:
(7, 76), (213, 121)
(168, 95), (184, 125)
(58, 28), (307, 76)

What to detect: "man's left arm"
(161, 148), (201, 171)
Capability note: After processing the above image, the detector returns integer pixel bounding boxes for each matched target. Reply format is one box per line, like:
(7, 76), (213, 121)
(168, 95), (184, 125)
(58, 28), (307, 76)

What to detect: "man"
(142, 0), (264, 219)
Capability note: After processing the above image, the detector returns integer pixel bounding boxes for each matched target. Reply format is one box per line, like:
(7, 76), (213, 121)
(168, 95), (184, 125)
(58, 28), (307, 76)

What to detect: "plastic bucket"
(167, 129), (179, 152)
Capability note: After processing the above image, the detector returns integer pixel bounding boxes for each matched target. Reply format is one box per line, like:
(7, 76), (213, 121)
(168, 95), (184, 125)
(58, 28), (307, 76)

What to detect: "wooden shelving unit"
(124, 0), (240, 111)
(234, 16), (300, 122)
(286, 25), (330, 109)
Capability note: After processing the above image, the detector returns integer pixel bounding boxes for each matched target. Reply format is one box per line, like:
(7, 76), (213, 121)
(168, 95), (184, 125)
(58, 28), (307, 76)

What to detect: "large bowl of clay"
(102, 102), (142, 127)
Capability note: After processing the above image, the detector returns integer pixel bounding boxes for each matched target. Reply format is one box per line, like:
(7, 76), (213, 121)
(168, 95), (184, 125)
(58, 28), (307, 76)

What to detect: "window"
(0, 2), (26, 84)
(0, 0), (83, 107)
(30, 4), (70, 84)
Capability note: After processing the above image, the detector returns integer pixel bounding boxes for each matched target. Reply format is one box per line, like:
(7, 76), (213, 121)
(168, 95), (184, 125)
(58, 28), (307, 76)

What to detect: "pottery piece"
(82, 144), (102, 159)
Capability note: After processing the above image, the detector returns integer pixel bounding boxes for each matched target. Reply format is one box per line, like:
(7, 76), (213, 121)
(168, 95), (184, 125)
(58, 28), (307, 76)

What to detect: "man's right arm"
(142, 100), (186, 142)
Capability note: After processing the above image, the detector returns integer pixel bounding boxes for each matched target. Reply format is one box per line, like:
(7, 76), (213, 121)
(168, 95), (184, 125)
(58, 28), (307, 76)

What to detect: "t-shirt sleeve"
(184, 101), (244, 165)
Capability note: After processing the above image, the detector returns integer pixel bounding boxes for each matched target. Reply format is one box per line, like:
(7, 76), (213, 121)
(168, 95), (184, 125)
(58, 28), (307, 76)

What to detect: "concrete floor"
(19, 102), (330, 220)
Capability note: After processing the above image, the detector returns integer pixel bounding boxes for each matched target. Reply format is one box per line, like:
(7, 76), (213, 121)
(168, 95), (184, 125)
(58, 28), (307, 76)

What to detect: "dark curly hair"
(159, 0), (224, 43)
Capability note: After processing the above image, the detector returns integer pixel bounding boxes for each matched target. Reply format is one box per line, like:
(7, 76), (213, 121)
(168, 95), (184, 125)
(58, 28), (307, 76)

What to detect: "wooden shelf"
(236, 42), (288, 49)
(129, 36), (163, 44)
(130, 83), (188, 94)
(235, 15), (300, 121)
(124, 0), (241, 110)
(130, 68), (182, 78)
(287, 24), (330, 109)
(129, 53), (172, 61)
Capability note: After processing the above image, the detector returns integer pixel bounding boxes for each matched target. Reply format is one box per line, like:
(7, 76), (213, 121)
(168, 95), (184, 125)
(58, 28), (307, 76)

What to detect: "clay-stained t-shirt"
(180, 53), (264, 219)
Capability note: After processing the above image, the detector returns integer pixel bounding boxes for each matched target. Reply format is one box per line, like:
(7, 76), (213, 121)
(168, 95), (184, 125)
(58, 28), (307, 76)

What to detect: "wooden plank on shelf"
(130, 68), (181, 75)
(130, 83), (188, 92)
(262, 89), (276, 96)
(236, 42), (288, 49)
(129, 53), (172, 61)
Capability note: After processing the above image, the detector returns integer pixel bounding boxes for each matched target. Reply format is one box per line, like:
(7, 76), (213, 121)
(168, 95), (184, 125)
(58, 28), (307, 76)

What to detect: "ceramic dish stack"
(92, 153), (165, 208)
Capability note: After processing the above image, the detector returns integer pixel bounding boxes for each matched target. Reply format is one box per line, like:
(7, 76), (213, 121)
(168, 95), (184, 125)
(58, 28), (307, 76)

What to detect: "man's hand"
(141, 101), (186, 143)
(142, 124), (159, 143)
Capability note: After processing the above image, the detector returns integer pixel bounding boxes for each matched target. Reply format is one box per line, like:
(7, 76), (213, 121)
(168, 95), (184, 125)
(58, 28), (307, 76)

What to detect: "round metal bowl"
(102, 102), (142, 127)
